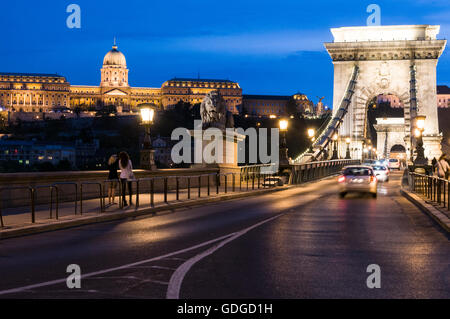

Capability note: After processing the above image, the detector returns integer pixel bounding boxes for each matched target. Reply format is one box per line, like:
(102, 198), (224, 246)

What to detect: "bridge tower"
(325, 25), (446, 162)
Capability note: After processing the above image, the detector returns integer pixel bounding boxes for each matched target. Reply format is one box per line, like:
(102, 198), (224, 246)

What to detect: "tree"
(73, 106), (82, 117)
(286, 98), (298, 116)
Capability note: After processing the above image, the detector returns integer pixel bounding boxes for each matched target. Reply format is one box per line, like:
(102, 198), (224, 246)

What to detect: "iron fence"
(409, 172), (450, 211)
(0, 161), (350, 229)
(290, 159), (360, 184)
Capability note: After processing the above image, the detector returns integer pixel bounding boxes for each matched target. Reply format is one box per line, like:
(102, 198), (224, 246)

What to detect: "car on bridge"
(338, 165), (378, 198)
(262, 176), (285, 187)
(388, 158), (401, 170)
(371, 164), (389, 182)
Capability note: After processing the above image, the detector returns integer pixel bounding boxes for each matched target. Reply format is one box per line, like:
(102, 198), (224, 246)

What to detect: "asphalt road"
(0, 171), (448, 298)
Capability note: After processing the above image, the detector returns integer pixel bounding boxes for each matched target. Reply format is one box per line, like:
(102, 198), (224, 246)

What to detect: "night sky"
(0, 0), (449, 107)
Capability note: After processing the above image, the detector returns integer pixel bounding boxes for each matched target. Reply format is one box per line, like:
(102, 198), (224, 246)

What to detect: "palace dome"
(103, 44), (127, 67)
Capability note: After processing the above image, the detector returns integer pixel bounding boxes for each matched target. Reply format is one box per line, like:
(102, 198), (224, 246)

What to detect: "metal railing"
(409, 172), (449, 211)
(290, 159), (360, 184)
(0, 169), (282, 229)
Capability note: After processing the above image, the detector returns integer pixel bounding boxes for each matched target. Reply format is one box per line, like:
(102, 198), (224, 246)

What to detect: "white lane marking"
(0, 232), (236, 296)
(166, 213), (284, 299)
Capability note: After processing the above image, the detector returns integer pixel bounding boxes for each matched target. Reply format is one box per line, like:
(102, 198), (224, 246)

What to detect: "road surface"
(0, 171), (448, 298)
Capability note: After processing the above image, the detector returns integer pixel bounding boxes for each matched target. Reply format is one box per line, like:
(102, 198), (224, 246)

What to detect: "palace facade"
(0, 43), (242, 114)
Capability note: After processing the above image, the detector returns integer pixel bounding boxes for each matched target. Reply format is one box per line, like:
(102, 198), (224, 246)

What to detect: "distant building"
(0, 139), (76, 167)
(0, 73), (70, 112)
(437, 85), (450, 108)
(152, 136), (175, 167)
(242, 93), (313, 118)
(0, 42), (241, 115)
(161, 78), (242, 114)
(377, 94), (404, 108)
(75, 139), (100, 169)
(378, 85), (450, 108)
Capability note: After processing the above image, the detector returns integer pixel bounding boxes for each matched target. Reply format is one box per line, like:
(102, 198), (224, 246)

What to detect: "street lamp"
(414, 115), (427, 165)
(307, 128), (315, 154)
(279, 119), (289, 164)
(331, 133), (339, 160)
(139, 104), (156, 170)
(345, 137), (351, 159)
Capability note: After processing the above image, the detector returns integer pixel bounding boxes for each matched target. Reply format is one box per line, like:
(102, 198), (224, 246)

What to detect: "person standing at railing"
(435, 154), (449, 202)
(119, 152), (134, 207)
(107, 154), (119, 206)
(436, 154), (450, 179)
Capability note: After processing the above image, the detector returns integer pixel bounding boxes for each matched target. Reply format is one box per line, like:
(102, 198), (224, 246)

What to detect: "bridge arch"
(324, 25), (446, 162)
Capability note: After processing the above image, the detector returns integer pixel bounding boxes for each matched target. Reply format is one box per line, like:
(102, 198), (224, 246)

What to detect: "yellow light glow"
(307, 128), (315, 138)
(269, 115), (277, 119)
(345, 137), (351, 144)
(414, 128), (422, 138)
(279, 119), (288, 131)
(140, 107), (155, 124)
(415, 115), (426, 130)
(332, 133), (338, 141)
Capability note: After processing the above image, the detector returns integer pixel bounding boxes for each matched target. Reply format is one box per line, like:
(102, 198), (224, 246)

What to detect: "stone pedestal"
(191, 130), (245, 173)
(140, 149), (156, 170)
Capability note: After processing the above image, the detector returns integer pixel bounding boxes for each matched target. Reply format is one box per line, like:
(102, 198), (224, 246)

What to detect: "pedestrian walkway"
(0, 184), (283, 238)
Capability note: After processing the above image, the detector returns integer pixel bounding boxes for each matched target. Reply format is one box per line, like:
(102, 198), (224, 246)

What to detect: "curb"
(400, 188), (450, 234)
(0, 186), (290, 240)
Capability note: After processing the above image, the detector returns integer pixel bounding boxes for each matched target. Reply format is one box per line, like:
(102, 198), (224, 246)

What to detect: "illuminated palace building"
(0, 42), (242, 114)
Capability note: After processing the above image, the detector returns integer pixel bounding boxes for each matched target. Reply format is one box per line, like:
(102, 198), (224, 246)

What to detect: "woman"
(436, 154), (450, 179)
(107, 154), (119, 205)
(119, 152), (134, 207)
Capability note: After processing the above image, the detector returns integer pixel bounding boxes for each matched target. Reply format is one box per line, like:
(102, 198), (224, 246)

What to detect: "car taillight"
(370, 176), (377, 183)
(338, 176), (346, 183)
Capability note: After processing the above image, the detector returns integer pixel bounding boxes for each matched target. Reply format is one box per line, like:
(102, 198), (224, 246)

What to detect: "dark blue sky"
(0, 0), (449, 107)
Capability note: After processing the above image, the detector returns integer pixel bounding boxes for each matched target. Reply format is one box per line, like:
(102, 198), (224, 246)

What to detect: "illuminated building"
(437, 85), (450, 108)
(0, 42), (241, 114)
(242, 93), (313, 118)
(378, 86), (449, 108)
(161, 78), (242, 113)
(0, 73), (70, 112)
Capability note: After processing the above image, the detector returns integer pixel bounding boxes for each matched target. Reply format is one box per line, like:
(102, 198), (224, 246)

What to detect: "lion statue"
(200, 90), (229, 129)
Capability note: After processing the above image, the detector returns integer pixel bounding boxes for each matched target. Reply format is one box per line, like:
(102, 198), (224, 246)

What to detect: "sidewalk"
(401, 187), (450, 233)
(0, 185), (287, 239)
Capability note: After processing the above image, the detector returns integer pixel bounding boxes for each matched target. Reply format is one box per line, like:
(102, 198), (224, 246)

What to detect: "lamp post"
(139, 104), (156, 170)
(331, 133), (339, 160)
(413, 115), (427, 166)
(279, 119), (289, 165)
(345, 137), (351, 159)
(307, 128), (315, 153)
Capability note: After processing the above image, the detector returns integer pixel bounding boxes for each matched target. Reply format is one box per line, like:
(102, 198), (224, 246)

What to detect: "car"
(375, 159), (388, 166)
(371, 165), (389, 182)
(338, 165), (378, 198)
(362, 159), (376, 166)
(388, 158), (401, 170)
(262, 176), (284, 187)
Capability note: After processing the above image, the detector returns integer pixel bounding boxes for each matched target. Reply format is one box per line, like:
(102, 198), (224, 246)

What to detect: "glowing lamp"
(414, 128), (422, 138)
(307, 128), (315, 138)
(279, 119), (288, 131)
(140, 105), (155, 124)
(415, 115), (426, 131)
